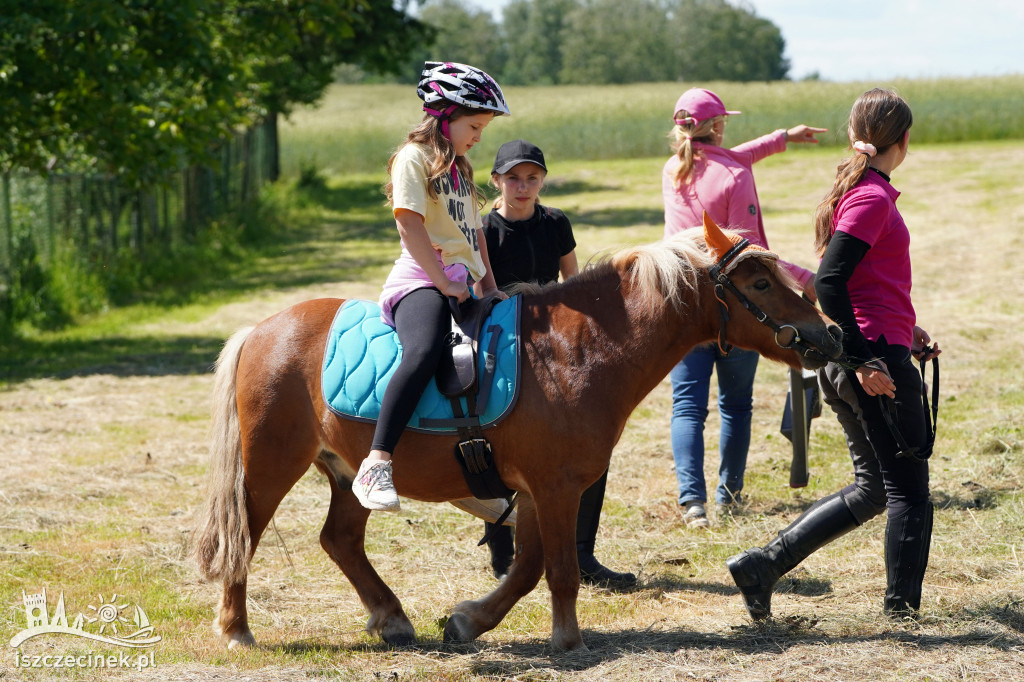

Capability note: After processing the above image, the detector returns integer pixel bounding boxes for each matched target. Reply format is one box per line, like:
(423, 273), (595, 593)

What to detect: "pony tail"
(669, 116), (718, 187)
(191, 327), (254, 585)
(813, 153), (870, 256)
(673, 137), (696, 187)
(815, 88), (914, 255)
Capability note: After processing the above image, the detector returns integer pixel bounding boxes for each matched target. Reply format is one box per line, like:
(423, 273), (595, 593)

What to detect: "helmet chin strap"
(424, 97), (461, 192)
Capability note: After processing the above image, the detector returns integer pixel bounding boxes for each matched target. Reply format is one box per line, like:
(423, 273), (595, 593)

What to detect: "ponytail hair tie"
(852, 140), (877, 158)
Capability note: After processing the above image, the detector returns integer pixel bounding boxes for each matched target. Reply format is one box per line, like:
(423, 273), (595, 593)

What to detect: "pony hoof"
(442, 613), (475, 644)
(213, 615), (255, 649)
(552, 635), (586, 652)
(383, 631), (416, 647)
(381, 622), (416, 647)
(226, 630), (256, 649)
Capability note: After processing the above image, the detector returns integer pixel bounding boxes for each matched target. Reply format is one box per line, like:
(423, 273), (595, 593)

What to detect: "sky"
(468, 0), (1024, 82)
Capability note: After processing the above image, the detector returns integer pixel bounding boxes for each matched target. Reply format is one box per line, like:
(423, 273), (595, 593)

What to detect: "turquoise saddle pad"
(322, 297), (521, 434)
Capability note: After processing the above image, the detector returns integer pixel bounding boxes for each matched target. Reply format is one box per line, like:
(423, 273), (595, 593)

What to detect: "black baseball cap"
(491, 139), (547, 175)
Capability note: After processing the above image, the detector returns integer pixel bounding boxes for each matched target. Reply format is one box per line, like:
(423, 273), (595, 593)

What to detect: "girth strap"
(420, 316), (513, 500)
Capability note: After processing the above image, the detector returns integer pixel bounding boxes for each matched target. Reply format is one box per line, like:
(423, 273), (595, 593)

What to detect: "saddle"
(423, 296), (515, 502)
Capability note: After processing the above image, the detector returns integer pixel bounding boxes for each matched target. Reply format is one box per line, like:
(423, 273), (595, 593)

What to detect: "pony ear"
(702, 212), (741, 261)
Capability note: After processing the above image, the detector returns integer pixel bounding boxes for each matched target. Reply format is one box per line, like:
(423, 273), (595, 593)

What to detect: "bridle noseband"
(708, 238), (821, 359)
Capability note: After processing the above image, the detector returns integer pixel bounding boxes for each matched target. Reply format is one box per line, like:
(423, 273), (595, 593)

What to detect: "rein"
(708, 239), (822, 360)
(836, 349), (939, 463)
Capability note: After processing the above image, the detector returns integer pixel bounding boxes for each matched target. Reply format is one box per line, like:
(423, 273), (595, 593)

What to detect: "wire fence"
(0, 120), (276, 291)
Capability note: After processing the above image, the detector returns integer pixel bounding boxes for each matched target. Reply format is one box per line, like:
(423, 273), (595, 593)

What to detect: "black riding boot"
(577, 470), (636, 589)
(726, 492), (859, 620)
(883, 500), (933, 618)
(484, 521), (515, 580)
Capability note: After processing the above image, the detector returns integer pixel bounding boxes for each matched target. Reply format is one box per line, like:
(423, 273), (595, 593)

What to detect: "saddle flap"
(437, 340), (477, 398)
(435, 295), (501, 400)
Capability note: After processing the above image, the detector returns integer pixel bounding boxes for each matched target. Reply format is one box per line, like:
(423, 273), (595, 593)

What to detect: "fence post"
(46, 175), (56, 263)
(2, 172), (11, 275)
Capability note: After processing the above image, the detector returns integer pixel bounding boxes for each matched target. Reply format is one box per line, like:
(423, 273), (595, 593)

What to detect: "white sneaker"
(682, 501), (710, 529)
(352, 458), (400, 511)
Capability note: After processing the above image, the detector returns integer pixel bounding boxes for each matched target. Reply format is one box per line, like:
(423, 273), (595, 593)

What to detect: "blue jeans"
(670, 345), (759, 506)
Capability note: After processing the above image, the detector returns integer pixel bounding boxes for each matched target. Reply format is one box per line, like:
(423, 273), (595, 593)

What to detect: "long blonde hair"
(384, 104), (486, 209)
(813, 88), (913, 255)
(669, 115), (722, 187)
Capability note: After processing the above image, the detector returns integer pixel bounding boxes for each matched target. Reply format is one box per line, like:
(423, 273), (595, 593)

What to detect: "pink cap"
(673, 88), (741, 125)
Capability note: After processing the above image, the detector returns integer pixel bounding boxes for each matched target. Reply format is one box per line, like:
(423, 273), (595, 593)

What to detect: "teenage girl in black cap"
(477, 139), (636, 588)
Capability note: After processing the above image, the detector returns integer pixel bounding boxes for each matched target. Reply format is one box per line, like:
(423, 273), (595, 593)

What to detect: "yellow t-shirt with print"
(391, 143), (486, 280)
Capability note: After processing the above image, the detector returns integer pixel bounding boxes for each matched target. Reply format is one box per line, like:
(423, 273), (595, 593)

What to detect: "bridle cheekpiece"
(702, 214), (817, 359)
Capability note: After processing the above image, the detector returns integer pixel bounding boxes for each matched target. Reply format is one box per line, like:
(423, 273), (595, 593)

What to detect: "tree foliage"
(558, 0), (676, 85)
(0, 0), (429, 185)
(500, 0), (576, 86)
(667, 0), (789, 82)
(403, 0), (789, 86)
(404, 0), (505, 80)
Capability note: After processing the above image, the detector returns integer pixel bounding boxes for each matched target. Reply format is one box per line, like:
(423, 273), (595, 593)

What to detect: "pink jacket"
(662, 130), (813, 288)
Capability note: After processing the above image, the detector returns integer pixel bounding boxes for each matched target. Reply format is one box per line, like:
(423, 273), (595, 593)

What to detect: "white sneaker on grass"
(352, 458), (400, 511)
(682, 501), (710, 529)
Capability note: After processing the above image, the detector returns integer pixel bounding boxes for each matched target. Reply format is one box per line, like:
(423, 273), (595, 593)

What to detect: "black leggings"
(371, 287), (450, 453)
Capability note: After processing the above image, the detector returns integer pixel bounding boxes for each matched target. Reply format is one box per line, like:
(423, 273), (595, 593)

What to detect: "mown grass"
(2, 132), (1023, 679)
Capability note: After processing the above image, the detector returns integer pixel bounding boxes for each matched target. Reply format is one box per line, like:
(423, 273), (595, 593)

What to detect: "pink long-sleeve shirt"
(662, 129), (813, 288)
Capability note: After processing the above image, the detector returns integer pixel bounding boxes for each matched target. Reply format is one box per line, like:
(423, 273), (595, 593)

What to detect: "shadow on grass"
(933, 485), (999, 511)
(541, 178), (617, 197)
(572, 206), (664, 228)
(637, 572), (834, 600)
(1, 178), (397, 384)
(979, 599), (1024, 634)
(221, 178), (397, 292)
(269, 618), (1024, 676)
(0, 334), (226, 383)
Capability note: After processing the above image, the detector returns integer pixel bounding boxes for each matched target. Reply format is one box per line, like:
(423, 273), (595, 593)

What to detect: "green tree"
(0, 0), (247, 185)
(500, 0), (575, 85)
(226, 0), (430, 178)
(558, 0), (676, 85)
(0, 0), (430, 185)
(401, 0), (505, 83)
(667, 0), (789, 81)
(230, 0), (430, 117)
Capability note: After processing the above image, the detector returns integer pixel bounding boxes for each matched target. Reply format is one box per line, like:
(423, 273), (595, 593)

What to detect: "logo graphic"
(10, 588), (162, 649)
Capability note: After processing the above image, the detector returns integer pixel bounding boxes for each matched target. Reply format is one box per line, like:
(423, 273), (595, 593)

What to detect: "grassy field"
(2, 131), (1024, 678)
(280, 76), (1024, 176)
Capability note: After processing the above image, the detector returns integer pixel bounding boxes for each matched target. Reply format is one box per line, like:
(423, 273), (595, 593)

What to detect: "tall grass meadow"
(281, 75), (1024, 177)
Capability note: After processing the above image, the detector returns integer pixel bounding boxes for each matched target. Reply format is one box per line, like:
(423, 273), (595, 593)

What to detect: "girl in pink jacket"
(662, 88), (824, 528)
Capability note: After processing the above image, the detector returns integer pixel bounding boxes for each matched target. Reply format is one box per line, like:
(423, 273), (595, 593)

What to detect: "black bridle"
(709, 238), (938, 464)
(708, 238), (825, 361)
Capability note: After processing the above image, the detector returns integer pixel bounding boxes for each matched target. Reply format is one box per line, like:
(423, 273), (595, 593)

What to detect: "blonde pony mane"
(520, 229), (714, 308)
(608, 229), (716, 312)
(515, 228), (786, 316)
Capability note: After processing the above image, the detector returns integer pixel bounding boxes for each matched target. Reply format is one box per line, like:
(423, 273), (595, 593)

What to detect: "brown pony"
(191, 216), (842, 651)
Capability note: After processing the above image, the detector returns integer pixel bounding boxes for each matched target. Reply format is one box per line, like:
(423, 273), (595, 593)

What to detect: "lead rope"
(835, 348), (939, 462)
